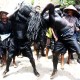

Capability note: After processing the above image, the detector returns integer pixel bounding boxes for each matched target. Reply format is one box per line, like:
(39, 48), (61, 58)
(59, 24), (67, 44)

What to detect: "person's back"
(52, 12), (70, 31)
(41, 4), (72, 33)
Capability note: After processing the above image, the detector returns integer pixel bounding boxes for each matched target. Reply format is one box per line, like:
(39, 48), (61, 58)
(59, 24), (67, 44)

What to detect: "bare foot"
(13, 63), (17, 68)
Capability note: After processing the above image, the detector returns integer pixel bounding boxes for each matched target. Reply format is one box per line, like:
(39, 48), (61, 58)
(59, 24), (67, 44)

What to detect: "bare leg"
(61, 54), (64, 70)
(46, 48), (49, 59)
(67, 51), (71, 64)
(1, 54), (6, 67)
(13, 56), (17, 68)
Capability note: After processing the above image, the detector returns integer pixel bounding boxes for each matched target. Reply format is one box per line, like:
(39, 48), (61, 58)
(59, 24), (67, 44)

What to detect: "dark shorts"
(0, 39), (9, 56)
(53, 41), (66, 54)
(53, 34), (80, 54)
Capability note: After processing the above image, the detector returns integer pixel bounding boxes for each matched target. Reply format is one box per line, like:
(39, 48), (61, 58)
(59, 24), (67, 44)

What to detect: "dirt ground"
(0, 49), (80, 80)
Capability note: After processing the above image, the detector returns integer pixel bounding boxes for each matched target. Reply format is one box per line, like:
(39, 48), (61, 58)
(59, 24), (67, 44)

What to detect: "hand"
(55, 37), (58, 42)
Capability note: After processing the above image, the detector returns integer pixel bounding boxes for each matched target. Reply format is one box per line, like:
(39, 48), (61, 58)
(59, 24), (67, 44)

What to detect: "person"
(0, 11), (17, 67)
(41, 3), (80, 79)
(3, 4), (40, 77)
(33, 29), (46, 60)
(35, 5), (41, 13)
(75, 5), (80, 43)
(45, 27), (53, 58)
(45, 27), (57, 59)
(62, 5), (79, 65)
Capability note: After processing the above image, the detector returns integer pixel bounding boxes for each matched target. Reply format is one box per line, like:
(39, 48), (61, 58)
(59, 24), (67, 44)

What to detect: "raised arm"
(41, 3), (55, 16)
(51, 28), (58, 42)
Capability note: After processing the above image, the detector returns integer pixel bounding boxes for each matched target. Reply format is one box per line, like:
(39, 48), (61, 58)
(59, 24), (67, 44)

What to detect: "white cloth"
(0, 33), (10, 41)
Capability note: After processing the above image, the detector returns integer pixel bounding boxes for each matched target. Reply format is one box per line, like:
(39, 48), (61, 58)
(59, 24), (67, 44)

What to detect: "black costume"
(3, 4), (40, 77)
(0, 20), (12, 57)
(41, 3), (80, 78)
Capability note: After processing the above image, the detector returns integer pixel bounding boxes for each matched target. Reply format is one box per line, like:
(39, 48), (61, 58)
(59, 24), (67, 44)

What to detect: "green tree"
(65, 0), (75, 6)
(63, 0), (80, 6)
(31, 0), (34, 5)
(75, 0), (80, 4)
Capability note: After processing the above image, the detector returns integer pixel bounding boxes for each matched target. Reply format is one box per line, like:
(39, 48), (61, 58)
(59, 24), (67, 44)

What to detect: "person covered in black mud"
(3, 3), (40, 77)
(41, 3), (80, 79)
